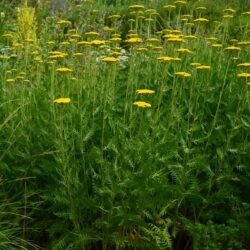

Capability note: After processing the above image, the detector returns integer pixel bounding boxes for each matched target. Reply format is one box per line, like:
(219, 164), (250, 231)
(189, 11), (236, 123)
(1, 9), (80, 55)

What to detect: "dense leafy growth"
(0, 0), (249, 249)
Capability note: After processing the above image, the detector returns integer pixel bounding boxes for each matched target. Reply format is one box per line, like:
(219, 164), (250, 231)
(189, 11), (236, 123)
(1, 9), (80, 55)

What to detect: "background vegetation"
(0, 0), (249, 249)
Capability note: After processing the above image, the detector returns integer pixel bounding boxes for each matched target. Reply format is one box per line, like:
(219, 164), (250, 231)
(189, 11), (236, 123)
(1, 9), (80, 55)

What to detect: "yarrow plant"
(0, 0), (249, 249)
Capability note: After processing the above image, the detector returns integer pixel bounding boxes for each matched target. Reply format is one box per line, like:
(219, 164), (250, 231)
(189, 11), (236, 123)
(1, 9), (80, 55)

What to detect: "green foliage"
(0, 0), (249, 249)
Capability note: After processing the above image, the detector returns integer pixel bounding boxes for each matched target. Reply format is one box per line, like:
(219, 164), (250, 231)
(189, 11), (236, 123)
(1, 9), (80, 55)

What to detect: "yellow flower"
(57, 20), (71, 25)
(237, 63), (250, 67)
(223, 15), (233, 18)
(108, 14), (121, 19)
(77, 41), (90, 45)
(102, 57), (119, 63)
(16, 76), (24, 80)
(241, 12), (250, 15)
(49, 53), (67, 59)
(60, 41), (70, 45)
(167, 37), (184, 42)
(225, 46), (241, 51)
(25, 38), (34, 43)
(0, 55), (9, 60)
(163, 5), (176, 9)
(133, 101), (151, 108)
(157, 56), (181, 62)
(128, 5), (145, 10)
(182, 14), (192, 18)
(176, 48), (193, 53)
(238, 41), (250, 46)
(211, 43), (223, 48)
(103, 26), (114, 31)
(53, 98), (71, 104)
(206, 37), (218, 41)
(74, 52), (83, 57)
(194, 18), (209, 22)
(147, 38), (160, 43)
(71, 34), (81, 39)
(184, 35), (197, 39)
(174, 1), (187, 5)
(49, 51), (63, 55)
(237, 73), (250, 78)
(144, 18), (154, 22)
(175, 71), (191, 77)
(136, 89), (155, 94)
(90, 40), (105, 45)
(34, 56), (42, 62)
(224, 8), (236, 13)
(47, 60), (55, 65)
(47, 41), (56, 45)
(56, 67), (73, 72)
(85, 31), (100, 36)
(126, 37), (142, 43)
(152, 46), (163, 50)
(6, 78), (15, 83)
(110, 37), (122, 42)
(111, 51), (122, 56)
(196, 7), (206, 10)
(196, 65), (211, 70)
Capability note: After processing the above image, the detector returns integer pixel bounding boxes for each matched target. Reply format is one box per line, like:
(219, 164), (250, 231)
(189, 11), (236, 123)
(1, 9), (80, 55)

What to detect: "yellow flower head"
(237, 73), (250, 78)
(133, 101), (151, 108)
(211, 43), (223, 48)
(129, 5), (145, 10)
(6, 78), (15, 83)
(126, 37), (142, 43)
(54, 98), (71, 104)
(223, 8), (236, 13)
(164, 5), (176, 10)
(73, 52), (83, 57)
(90, 40), (105, 45)
(47, 41), (56, 45)
(184, 35), (197, 39)
(71, 34), (81, 39)
(60, 41), (70, 45)
(238, 41), (250, 46)
(176, 48), (193, 53)
(175, 71), (191, 77)
(57, 20), (71, 25)
(167, 37), (184, 42)
(147, 38), (160, 43)
(85, 31), (100, 36)
(0, 55), (9, 60)
(237, 63), (250, 67)
(196, 65), (211, 70)
(225, 46), (241, 51)
(136, 89), (155, 94)
(102, 57), (119, 63)
(194, 18), (209, 22)
(110, 37), (122, 42)
(108, 14), (121, 19)
(77, 41), (90, 45)
(157, 56), (181, 62)
(49, 53), (67, 59)
(223, 15), (233, 18)
(196, 7), (207, 10)
(103, 26), (114, 31)
(174, 1), (187, 5)
(56, 67), (73, 72)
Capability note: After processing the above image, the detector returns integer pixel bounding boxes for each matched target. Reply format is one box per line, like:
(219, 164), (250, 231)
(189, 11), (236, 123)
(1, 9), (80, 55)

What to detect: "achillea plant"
(13, 1), (37, 48)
